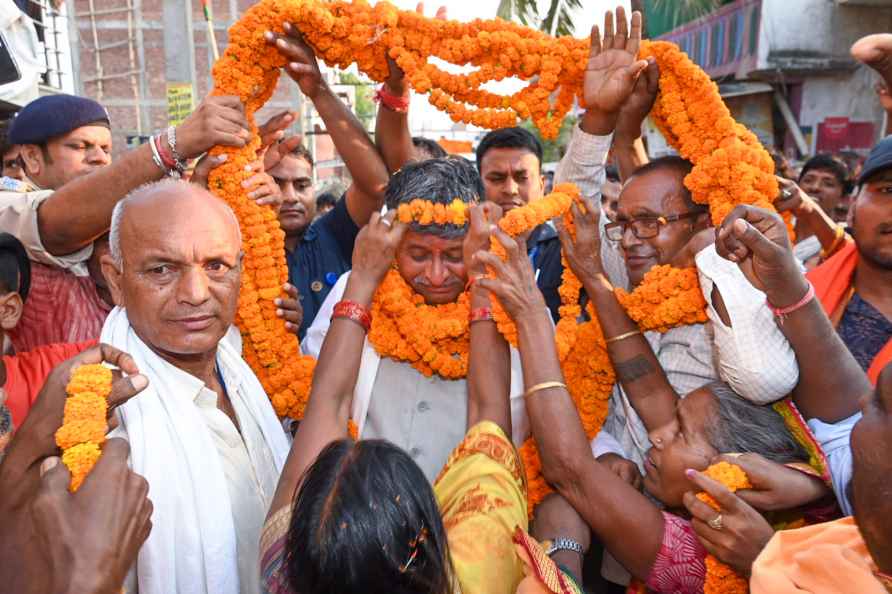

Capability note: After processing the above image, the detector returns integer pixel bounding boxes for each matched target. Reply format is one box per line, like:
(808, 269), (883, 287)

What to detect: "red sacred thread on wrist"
(154, 134), (177, 170)
(767, 281), (815, 325)
(332, 300), (371, 332)
(469, 307), (493, 323)
(374, 86), (410, 113)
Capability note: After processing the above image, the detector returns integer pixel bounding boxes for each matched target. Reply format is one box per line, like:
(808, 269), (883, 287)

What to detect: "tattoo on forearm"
(614, 355), (655, 383)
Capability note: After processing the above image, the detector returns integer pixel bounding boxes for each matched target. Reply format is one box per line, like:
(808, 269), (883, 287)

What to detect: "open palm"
(583, 7), (648, 114)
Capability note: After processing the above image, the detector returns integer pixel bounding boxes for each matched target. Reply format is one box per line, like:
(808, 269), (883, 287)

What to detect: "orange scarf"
(806, 241), (892, 385)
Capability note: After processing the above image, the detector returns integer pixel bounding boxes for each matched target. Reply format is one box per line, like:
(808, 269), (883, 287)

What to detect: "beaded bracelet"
(332, 300), (372, 332)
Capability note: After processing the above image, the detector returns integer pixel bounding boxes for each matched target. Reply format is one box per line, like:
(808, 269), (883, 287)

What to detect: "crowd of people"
(0, 7), (889, 594)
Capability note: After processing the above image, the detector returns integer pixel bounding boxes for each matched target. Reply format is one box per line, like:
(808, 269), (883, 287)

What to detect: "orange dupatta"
(806, 241), (892, 385)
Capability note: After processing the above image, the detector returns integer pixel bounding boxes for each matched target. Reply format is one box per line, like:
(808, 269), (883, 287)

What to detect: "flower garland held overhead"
(697, 462), (752, 594)
(55, 364), (113, 491)
(215, 0), (590, 140)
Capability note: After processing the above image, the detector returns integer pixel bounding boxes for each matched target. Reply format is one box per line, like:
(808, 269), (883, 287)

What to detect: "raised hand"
(710, 453), (830, 512)
(474, 229), (546, 320)
(175, 95), (252, 158)
(583, 7), (649, 119)
(682, 468), (775, 576)
(263, 135), (305, 173)
(241, 160), (283, 207)
(556, 196), (604, 281)
(258, 111), (297, 151)
(349, 211), (407, 298)
(31, 439), (152, 594)
(615, 58), (659, 142)
(463, 202), (502, 279)
(715, 205), (807, 306)
(275, 283), (304, 336)
(265, 23), (327, 100)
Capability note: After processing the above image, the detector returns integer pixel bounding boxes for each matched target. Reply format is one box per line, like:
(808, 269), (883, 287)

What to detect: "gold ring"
(708, 514), (724, 531)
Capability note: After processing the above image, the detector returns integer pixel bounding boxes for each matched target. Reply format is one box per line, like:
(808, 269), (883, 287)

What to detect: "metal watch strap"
(544, 537), (584, 557)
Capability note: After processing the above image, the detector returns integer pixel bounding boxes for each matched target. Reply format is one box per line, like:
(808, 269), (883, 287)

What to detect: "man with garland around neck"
(304, 157), (531, 481)
(546, 7), (797, 476)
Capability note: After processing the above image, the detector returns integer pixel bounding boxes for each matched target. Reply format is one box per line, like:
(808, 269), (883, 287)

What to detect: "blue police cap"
(7, 94), (110, 146)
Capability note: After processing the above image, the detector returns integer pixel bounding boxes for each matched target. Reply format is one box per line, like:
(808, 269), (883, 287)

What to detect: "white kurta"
(104, 307), (289, 594)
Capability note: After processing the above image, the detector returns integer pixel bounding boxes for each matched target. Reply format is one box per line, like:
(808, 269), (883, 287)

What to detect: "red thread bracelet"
(332, 300), (371, 332)
(767, 281), (815, 324)
(469, 307), (493, 323)
(374, 86), (410, 113)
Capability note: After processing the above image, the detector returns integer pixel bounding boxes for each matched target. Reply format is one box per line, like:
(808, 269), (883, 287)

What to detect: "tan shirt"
(364, 357), (469, 482)
(0, 187), (93, 275)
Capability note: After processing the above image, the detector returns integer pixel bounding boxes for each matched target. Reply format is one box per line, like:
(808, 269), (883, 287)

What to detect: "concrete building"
(57, 0), (353, 180)
(645, 0), (892, 160)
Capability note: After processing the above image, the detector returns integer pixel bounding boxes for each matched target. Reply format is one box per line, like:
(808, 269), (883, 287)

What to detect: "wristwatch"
(544, 537), (585, 557)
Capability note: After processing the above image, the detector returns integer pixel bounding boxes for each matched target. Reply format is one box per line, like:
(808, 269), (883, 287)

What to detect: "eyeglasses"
(604, 211), (706, 242)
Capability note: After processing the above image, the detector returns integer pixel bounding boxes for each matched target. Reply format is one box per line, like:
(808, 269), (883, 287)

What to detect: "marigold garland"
(697, 462), (752, 594)
(397, 198), (469, 227)
(210, 2), (785, 518)
(615, 265), (708, 333)
(55, 364), (113, 491)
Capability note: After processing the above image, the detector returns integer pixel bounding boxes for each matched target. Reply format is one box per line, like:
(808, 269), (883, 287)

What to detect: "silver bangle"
(166, 126), (187, 173)
(149, 134), (165, 173)
(544, 537), (585, 557)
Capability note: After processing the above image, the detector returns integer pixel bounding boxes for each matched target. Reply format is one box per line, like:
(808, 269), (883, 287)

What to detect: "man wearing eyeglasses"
(550, 8), (803, 588)
(552, 3), (801, 512)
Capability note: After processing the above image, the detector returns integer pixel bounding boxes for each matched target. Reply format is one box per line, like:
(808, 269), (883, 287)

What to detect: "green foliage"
(496, 0), (580, 37)
(338, 71), (375, 129)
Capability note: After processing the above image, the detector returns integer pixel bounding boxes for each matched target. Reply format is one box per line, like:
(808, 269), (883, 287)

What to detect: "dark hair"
(605, 164), (621, 183)
(0, 233), (30, 301)
(316, 191), (337, 210)
(475, 127), (543, 172)
(799, 154), (853, 195)
(384, 157), (482, 239)
(285, 439), (453, 594)
(705, 381), (809, 465)
(628, 156), (704, 212)
(412, 137), (448, 160)
(290, 142), (314, 168)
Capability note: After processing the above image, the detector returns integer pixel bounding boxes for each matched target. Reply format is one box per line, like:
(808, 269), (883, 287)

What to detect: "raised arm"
(267, 24), (390, 227)
(774, 176), (849, 256)
(374, 58), (414, 174)
(475, 228), (665, 580)
(557, 196), (677, 430)
(38, 96), (251, 256)
(612, 59), (658, 181)
(267, 213), (405, 518)
(715, 205), (871, 422)
(464, 203), (511, 435)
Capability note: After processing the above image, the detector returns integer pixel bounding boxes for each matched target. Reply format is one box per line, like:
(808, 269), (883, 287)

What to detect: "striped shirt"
(9, 261), (111, 352)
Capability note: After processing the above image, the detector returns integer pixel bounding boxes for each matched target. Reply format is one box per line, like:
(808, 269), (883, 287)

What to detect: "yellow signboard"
(167, 83), (194, 126)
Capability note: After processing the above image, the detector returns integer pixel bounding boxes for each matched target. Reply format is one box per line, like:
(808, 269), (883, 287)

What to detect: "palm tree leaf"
(541, 0), (583, 36)
(496, 0), (538, 26)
